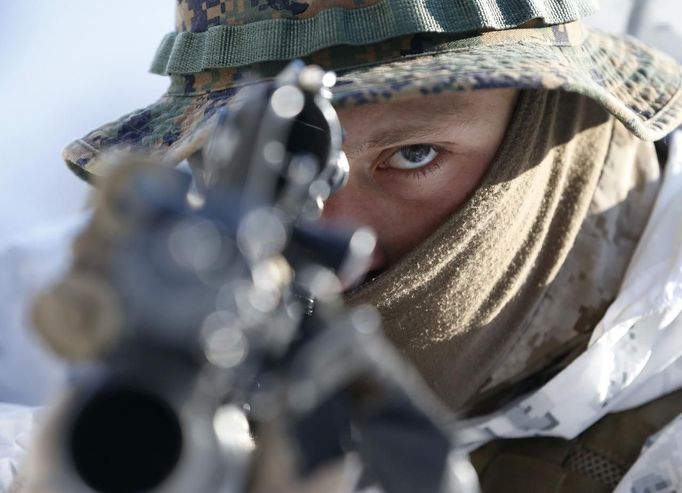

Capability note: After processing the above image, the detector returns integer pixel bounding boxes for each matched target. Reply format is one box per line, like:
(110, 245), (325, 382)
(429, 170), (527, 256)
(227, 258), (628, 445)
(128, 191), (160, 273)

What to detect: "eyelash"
(378, 145), (446, 180)
(401, 159), (443, 179)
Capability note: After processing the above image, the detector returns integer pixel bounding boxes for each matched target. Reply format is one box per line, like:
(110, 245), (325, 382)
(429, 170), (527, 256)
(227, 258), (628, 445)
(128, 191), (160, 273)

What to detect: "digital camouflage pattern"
(172, 0), (598, 32)
(64, 0), (682, 180)
(175, 0), (384, 31)
(476, 117), (662, 401)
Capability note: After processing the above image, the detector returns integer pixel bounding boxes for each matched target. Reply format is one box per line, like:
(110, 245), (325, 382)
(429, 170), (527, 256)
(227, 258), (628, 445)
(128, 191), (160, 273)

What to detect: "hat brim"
(65, 23), (682, 181)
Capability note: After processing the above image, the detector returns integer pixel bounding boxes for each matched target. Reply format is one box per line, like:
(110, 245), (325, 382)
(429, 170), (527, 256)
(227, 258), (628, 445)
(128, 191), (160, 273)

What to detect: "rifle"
(30, 61), (479, 493)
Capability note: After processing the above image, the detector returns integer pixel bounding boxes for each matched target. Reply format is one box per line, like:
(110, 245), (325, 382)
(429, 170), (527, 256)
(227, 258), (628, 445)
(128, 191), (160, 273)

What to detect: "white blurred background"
(0, 0), (680, 240)
(0, 1), (172, 240)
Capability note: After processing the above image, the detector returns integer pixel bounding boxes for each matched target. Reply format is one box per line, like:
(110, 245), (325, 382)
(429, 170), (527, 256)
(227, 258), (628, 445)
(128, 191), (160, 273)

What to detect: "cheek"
(374, 151), (493, 262)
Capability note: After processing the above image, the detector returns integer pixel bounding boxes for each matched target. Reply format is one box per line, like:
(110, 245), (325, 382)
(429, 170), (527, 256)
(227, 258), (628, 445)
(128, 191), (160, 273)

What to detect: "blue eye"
(386, 145), (439, 170)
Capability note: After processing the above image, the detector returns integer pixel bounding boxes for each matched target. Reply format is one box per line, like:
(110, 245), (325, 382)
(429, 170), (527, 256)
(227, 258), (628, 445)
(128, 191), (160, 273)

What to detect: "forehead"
(335, 91), (488, 150)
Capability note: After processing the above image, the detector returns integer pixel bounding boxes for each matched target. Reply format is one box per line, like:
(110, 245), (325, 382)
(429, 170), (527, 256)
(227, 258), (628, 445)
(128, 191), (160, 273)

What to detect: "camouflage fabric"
(153, 0), (596, 72)
(472, 117), (662, 405)
(64, 0), (682, 181)
(615, 411), (682, 493)
(172, 0), (596, 32)
(175, 0), (385, 31)
(470, 388), (682, 492)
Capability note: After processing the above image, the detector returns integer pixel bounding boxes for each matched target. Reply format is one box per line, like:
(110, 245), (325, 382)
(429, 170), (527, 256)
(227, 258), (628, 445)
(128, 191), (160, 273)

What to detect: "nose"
(321, 169), (386, 274)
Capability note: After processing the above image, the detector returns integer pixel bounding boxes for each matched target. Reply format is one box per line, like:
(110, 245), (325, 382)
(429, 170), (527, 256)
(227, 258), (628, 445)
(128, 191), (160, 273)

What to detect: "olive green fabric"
(63, 0), (682, 181)
(470, 388), (682, 492)
(346, 90), (616, 412)
(152, 0), (599, 74)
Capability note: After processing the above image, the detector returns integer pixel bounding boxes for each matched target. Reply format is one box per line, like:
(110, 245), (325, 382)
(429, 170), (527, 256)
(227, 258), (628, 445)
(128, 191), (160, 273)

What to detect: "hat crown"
(176, 0), (383, 32)
(175, 0), (598, 34)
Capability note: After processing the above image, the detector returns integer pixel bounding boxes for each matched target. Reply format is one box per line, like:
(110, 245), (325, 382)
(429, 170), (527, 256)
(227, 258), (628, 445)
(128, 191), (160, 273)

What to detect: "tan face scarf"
(346, 90), (642, 412)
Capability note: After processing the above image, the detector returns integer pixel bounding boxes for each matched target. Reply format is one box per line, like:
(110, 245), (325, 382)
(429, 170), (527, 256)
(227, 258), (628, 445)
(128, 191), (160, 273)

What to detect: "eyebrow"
(344, 99), (474, 155)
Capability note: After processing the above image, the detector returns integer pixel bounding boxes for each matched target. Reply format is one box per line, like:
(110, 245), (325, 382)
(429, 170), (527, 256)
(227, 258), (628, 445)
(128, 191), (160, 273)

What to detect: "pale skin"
(323, 88), (519, 272)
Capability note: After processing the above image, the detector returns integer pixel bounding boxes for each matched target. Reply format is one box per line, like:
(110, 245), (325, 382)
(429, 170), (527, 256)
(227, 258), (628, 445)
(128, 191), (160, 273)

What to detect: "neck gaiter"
(346, 90), (619, 411)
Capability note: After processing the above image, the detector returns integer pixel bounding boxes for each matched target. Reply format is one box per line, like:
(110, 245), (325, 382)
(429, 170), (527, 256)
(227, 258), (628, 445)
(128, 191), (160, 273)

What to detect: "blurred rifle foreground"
(29, 62), (478, 493)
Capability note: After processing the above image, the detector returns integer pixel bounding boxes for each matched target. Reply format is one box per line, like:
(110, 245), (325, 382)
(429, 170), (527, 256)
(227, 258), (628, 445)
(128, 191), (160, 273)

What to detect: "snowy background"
(0, 0), (681, 240)
(0, 1), (172, 240)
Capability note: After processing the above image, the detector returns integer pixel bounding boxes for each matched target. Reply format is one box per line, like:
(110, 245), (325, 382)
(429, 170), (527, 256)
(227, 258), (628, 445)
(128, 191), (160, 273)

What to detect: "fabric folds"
(154, 0), (599, 74)
(346, 90), (618, 411)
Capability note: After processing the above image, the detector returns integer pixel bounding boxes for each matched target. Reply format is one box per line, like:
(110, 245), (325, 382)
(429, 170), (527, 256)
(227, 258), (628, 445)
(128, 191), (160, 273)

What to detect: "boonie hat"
(64, 0), (682, 181)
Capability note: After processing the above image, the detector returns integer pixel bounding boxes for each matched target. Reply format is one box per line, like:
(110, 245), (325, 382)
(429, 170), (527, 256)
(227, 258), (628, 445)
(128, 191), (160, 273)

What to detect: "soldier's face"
(324, 89), (518, 272)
